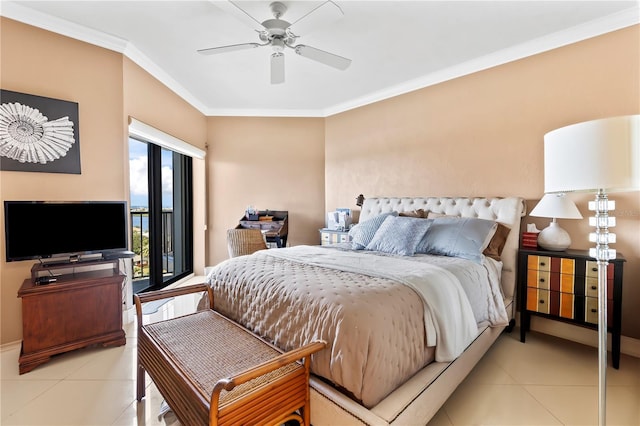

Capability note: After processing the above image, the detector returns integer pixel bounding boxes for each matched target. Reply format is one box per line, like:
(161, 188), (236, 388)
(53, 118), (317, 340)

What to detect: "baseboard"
(1, 341), (22, 352)
(529, 316), (640, 359)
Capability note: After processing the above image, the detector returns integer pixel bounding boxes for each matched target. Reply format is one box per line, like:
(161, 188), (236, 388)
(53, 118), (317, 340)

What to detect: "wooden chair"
(227, 228), (268, 258)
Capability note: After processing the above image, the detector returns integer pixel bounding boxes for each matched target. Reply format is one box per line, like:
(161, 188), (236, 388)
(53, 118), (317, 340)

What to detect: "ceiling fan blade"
(288, 1), (344, 37)
(198, 43), (262, 55)
(294, 45), (351, 70)
(271, 53), (285, 84)
(212, 0), (265, 31)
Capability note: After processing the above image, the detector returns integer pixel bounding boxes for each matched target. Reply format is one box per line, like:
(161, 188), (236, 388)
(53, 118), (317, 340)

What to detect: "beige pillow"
(399, 209), (427, 218)
(483, 223), (511, 261)
(426, 211), (447, 219)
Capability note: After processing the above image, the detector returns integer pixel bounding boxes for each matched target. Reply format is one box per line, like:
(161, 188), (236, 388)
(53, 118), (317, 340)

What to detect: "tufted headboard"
(359, 197), (526, 311)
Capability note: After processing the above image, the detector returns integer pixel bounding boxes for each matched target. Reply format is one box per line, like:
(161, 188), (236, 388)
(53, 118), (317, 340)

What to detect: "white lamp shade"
(544, 115), (640, 193)
(529, 193), (583, 219)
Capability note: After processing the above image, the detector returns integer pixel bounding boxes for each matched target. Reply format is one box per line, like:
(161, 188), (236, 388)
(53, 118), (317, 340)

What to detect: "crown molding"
(1, 1), (208, 115)
(2, 2), (638, 118)
(1, 1), (128, 52)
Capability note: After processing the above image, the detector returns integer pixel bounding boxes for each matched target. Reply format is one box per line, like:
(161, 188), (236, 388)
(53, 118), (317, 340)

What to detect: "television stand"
(17, 259), (126, 374)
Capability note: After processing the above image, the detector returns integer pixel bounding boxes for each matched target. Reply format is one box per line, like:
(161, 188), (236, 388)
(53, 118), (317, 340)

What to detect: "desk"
(238, 210), (288, 248)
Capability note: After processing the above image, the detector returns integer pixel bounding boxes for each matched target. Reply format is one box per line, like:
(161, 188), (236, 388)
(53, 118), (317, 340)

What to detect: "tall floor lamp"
(543, 115), (639, 426)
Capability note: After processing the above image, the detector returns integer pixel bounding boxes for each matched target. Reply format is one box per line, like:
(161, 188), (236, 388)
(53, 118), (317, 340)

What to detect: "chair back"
(227, 228), (268, 258)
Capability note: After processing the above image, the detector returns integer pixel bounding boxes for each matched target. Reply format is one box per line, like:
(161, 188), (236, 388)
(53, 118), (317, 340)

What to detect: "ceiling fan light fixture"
(271, 38), (285, 52)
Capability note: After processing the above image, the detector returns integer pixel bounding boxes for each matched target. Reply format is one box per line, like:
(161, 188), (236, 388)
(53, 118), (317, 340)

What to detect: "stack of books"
(521, 232), (539, 249)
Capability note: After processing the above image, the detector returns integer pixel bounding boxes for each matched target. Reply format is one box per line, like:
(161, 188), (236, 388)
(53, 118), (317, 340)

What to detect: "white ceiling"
(2, 1), (639, 117)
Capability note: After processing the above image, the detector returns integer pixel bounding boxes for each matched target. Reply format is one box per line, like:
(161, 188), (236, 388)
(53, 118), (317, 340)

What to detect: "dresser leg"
(520, 312), (528, 343)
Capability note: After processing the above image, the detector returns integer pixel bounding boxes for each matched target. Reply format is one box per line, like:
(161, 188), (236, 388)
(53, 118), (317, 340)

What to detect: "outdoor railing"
(130, 210), (173, 280)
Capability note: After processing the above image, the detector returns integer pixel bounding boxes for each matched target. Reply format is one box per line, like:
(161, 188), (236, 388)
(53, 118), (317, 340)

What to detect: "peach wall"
(0, 19), (208, 345)
(325, 26), (640, 338)
(122, 58), (208, 275)
(0, 18), (125, 344)
(206, 117), (325, 265)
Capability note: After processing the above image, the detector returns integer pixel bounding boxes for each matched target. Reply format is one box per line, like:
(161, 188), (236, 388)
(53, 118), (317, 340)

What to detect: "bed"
(204, 196), (526, 425)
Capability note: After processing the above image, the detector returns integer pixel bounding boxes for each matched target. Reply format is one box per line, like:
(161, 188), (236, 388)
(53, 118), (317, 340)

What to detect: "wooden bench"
(135, 284), (326, 426)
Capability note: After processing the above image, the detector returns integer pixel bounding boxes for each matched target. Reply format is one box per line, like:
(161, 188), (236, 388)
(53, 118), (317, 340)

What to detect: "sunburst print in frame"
(0, 89), (80, 174)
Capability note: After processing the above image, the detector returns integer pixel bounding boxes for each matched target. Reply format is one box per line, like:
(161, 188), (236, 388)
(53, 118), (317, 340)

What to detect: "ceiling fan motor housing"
(269, 2), (287, 19)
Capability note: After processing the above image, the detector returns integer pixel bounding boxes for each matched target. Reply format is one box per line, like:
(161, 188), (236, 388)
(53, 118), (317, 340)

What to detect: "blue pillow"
(366, 216), (432, 256)
(348, 212), (398, 249)
(419, 217), (498, 262)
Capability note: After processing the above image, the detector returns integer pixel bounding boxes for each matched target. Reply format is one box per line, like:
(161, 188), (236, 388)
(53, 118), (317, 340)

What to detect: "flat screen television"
(4, 201), (129, 262)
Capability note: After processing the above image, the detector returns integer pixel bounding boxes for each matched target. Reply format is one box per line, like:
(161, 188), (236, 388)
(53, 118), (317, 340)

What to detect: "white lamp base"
(537, 221), (571, 251)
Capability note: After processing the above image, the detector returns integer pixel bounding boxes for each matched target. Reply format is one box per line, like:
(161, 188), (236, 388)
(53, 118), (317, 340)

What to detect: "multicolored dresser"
(518, 248), (625, 368)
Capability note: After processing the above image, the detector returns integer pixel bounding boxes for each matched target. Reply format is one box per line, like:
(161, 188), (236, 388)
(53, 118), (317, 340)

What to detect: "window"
(128, 119), (203, 293)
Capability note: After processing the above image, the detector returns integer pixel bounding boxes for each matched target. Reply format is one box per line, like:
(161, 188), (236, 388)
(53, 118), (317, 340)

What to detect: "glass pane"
(129, 138), (150, 284)
(161, 148), (174, 280)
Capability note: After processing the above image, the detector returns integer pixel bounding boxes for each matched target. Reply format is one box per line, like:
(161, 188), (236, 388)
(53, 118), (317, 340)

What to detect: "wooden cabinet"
(519, 249), (625, 368)
(17, 260), (126, 374)
(319, 229), (351, 245)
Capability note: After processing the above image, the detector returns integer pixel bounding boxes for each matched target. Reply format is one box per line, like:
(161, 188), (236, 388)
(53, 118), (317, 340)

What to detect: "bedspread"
(205, 245), (505, 408)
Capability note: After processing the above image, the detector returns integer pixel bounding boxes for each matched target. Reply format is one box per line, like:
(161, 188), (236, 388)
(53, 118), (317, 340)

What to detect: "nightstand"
(319, 228), (351, 245)
(518, 248), (625, 368)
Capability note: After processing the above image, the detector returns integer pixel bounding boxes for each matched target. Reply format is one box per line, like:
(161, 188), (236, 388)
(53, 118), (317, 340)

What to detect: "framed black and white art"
(0, 89), (81, 174)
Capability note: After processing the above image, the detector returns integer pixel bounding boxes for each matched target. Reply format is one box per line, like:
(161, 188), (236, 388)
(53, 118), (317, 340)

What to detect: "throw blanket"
(205, 246), (502, 407)
(265, 246), (478, 361)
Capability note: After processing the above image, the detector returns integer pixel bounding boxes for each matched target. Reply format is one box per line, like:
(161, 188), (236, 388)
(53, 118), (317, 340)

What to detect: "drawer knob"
(539, 300), (545, 304)
(540, 278), (545, 283)
(592, 267), (598, 272)
(591, 286), (597, 290)
(591, 308), (597, 313)
(540, 262), (546, 266)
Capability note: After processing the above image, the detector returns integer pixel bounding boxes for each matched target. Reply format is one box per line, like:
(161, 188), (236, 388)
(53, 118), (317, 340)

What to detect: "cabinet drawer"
(585, 261), (614, 278)
(527, 269), (550, 290)
(528, 255), (551, 272)
(583, 296), (614, 325)
(320, 230), (350, 245)
(558, 292), (575, 319)
(527, 288), (575, 319)
(584, 276), (614, 299)
(585, 297), (598, 324)
(527, 287), (550, 314)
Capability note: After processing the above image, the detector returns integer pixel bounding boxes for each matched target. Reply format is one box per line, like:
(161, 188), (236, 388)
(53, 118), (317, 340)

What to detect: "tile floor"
(1, 292), (638, 426)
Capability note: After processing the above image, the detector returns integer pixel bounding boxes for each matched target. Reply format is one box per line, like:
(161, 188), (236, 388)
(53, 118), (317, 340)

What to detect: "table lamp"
(543, 114), (639, 425)
(529, 193), (583, 251)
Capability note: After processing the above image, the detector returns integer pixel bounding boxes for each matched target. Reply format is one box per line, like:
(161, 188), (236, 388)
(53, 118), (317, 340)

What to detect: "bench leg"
(137, 364), (146, 401)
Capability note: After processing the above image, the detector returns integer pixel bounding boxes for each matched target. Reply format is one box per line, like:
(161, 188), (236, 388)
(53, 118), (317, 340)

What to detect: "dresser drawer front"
(583, 296), (614, 325)
(585, 297), (599, 324)
(527, 288), (550, 314)
(320, 230), (350, 245)
(559, 292), (575, 319)
(528, 255), (551, 272)
(585, 261), (614, 277)
(527, 269), (550, 290)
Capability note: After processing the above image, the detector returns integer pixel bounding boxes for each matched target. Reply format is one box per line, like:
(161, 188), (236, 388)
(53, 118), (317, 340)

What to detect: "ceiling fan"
(198, 1), (352, 84)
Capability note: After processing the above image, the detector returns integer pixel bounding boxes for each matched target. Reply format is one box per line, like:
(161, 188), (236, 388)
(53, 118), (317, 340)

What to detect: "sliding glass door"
(129, 137), (193, 293)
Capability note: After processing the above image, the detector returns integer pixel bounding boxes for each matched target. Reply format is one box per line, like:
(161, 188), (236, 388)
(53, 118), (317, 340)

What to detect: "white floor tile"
(2, 308), (639, 426)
